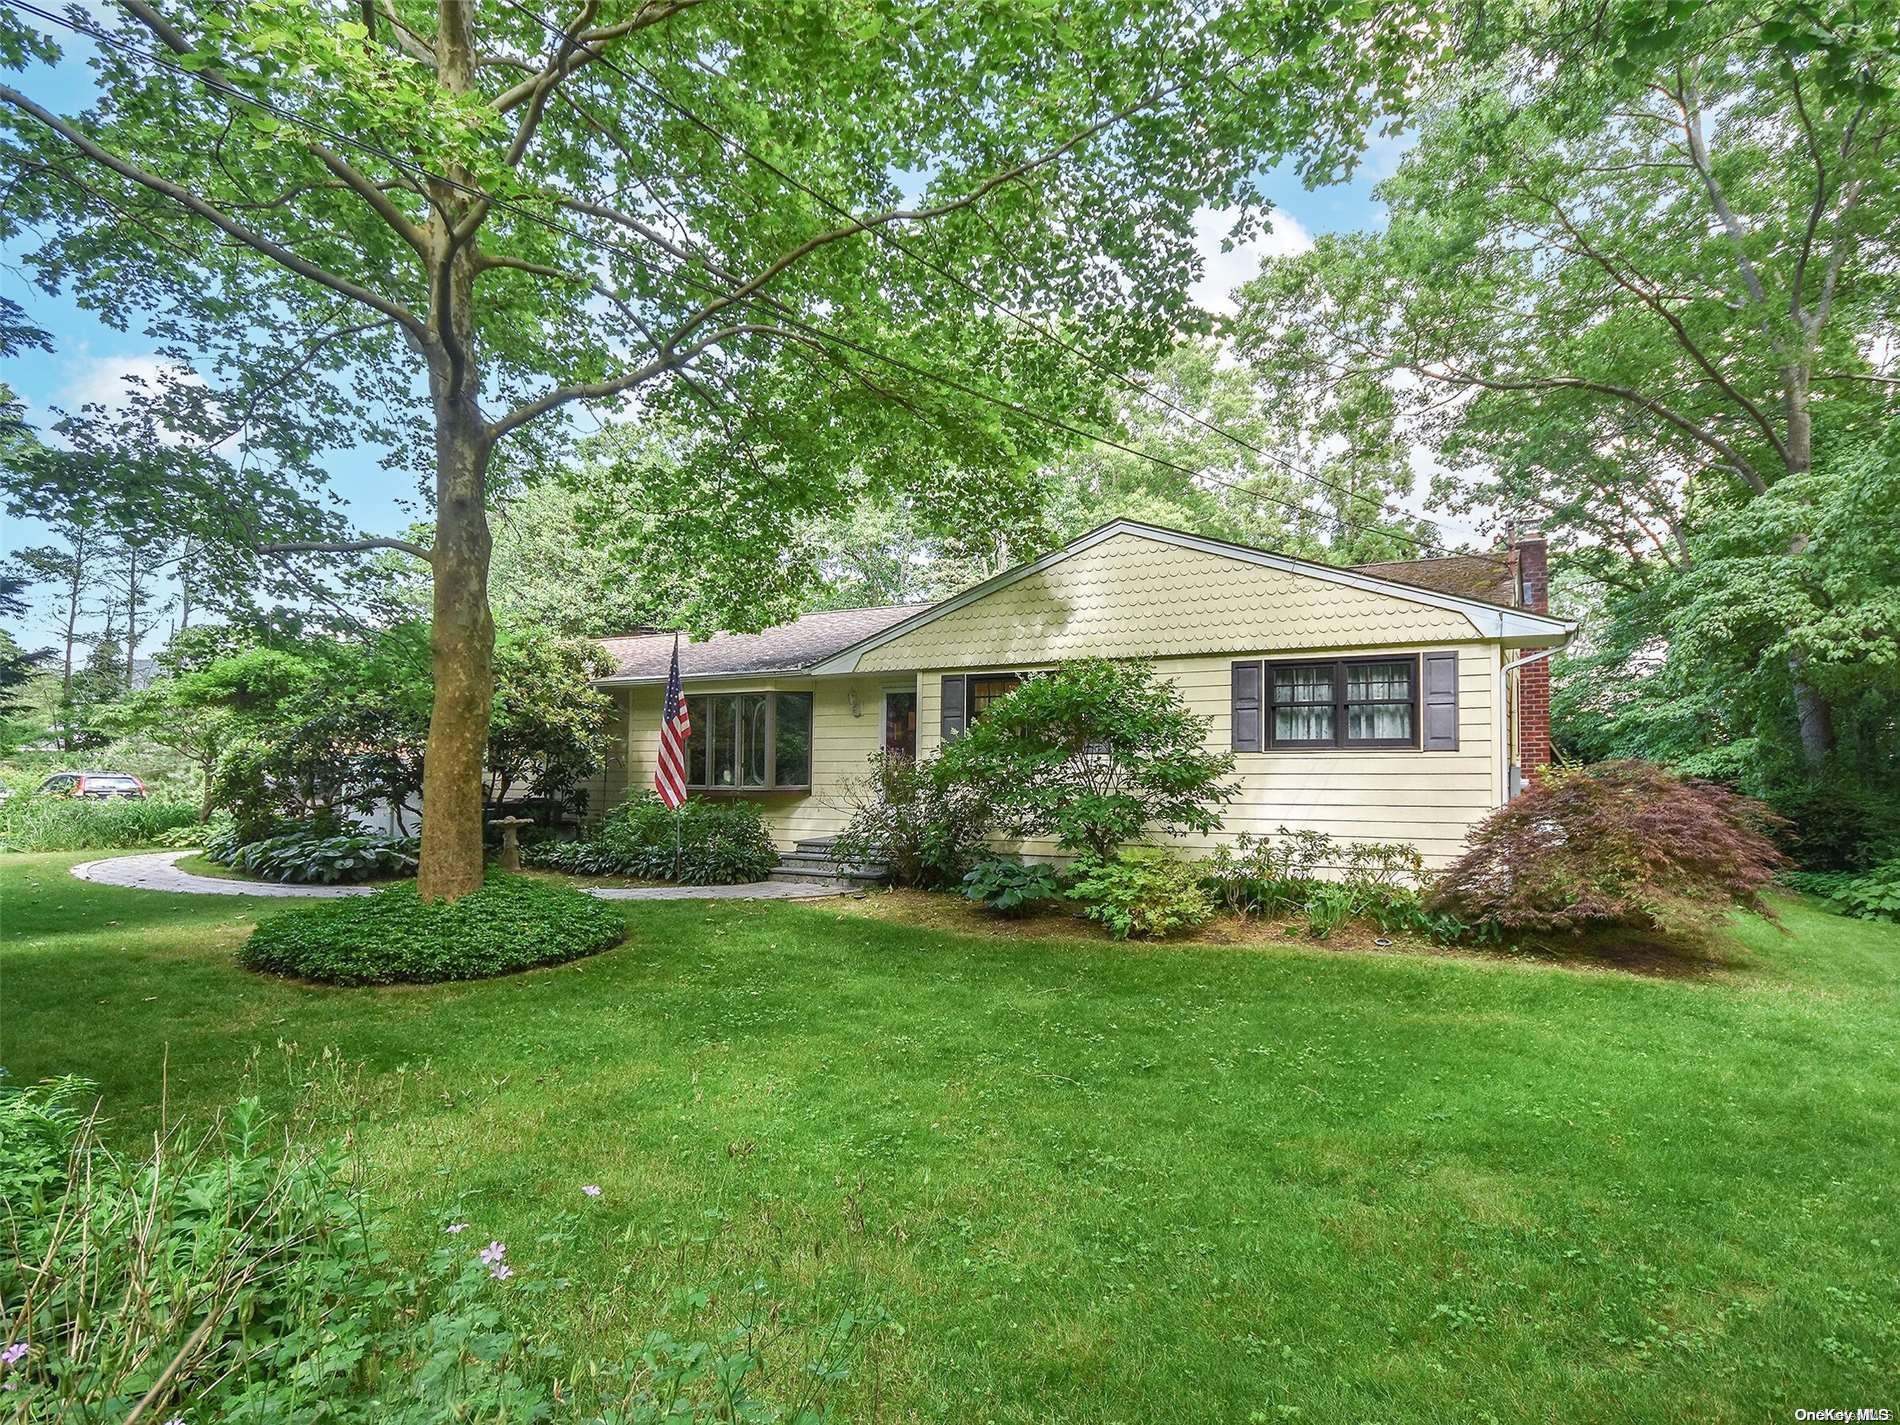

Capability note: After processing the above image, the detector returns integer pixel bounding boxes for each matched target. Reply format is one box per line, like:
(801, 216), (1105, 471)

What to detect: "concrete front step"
(770, 842), (887, 887)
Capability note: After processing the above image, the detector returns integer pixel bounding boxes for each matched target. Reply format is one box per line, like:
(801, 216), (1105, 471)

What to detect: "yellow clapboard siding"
(916, 645), (1501, 869)
(604, 623), (1505, 868)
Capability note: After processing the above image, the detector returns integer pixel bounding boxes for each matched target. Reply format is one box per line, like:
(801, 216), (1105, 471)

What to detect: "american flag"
(654, 634), (691, 809)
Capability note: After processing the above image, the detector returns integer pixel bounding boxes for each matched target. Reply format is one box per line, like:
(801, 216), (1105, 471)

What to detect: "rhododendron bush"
(1428, 761), (1787, 936)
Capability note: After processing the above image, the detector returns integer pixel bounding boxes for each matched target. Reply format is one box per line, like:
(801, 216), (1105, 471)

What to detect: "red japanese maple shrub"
(1427, 761), (1788, 936)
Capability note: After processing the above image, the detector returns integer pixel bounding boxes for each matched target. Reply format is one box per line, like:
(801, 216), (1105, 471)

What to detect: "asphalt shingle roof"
(1347, 554), (1517, 606)
(598, 604), (927, 681)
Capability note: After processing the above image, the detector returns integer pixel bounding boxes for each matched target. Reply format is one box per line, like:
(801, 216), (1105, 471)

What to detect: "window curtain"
(1346, 661), (1413, 740)
(1273, 665), (1334, 742)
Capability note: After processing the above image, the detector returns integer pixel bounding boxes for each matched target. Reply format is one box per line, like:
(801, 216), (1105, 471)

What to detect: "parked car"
(35, 771), (149, 800)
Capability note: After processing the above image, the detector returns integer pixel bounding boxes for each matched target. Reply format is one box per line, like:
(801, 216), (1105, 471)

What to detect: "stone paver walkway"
(71, 850), (853, 901)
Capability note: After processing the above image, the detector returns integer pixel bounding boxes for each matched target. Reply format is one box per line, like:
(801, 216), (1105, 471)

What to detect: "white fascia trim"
(590, 669), (860, 688)
(807, 520), (1575, 674)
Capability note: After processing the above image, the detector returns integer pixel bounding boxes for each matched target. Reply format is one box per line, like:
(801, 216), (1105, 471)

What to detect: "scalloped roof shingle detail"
(598, 535), (1528, 681)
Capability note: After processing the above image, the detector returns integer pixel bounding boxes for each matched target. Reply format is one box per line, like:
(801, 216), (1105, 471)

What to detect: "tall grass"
(0, 796), (200, 852)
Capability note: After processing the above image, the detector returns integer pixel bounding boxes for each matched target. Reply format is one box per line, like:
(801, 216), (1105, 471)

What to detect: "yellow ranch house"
(586, 520), (1574, 872)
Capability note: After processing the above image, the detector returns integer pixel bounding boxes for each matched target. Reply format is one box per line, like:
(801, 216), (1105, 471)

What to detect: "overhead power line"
(7, 0), (1492, 566)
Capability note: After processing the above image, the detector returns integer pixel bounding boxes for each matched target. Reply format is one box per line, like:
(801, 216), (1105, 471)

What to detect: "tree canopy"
(1, 0), (1445, 896)
(1231, 0), (1900, 779)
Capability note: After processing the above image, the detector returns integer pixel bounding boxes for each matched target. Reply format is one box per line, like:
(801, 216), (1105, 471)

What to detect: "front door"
(884, 690), (917, 761)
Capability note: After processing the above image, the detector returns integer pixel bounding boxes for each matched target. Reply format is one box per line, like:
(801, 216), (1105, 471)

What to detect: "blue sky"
(1, 18), (1407, 646)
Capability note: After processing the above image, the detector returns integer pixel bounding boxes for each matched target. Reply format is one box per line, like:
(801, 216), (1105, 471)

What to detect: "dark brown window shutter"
(1231, 661), (1263, 752)
(940, 674), (967, 741)
(1422, 652), (1459, 751)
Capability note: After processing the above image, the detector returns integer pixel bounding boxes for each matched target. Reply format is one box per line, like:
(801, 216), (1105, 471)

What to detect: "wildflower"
(489, 1261), (515, 1281)
(479, 1240), (506, 1266)
(445, 1222), (469, 1234)
(0, 1343), (24, 1368)
(581, 1185), (601, 1198)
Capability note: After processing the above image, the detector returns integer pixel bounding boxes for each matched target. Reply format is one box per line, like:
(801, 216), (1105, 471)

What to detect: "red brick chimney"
(1514, 530), (1552, 779)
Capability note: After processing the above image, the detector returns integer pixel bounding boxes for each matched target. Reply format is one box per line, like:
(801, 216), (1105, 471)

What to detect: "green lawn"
(4, 850), (1897, 1421)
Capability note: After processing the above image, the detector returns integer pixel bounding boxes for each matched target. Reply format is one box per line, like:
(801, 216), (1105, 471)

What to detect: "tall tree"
(2, 0), (1439, 898)
(9, 523), (107, 748)
(0, 571), (53, 717)
(1036, 337), (1440, 559)
(1231, 0), (1899, 767)
(97, 532), (177, 693)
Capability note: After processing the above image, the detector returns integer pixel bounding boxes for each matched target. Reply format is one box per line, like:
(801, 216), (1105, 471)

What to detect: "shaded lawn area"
(4, 851), (1897, 1421)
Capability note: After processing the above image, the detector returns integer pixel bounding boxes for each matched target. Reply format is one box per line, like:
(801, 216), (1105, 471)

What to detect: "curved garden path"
(71, 851), (853, 901)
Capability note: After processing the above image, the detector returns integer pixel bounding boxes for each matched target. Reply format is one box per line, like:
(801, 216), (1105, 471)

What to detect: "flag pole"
(670, 633), (685, 882)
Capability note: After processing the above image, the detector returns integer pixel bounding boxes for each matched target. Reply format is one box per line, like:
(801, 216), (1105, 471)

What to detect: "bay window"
(683, 690), (814, 790)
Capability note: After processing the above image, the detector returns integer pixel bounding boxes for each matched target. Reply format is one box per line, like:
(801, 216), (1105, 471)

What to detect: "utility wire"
(8, 0), (1492, 566)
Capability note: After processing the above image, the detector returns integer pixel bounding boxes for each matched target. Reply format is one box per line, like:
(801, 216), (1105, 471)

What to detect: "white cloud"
(59, 353), (195, 415)
(1357, 125), (1417, 182)
(1189, 205), (1313, 316)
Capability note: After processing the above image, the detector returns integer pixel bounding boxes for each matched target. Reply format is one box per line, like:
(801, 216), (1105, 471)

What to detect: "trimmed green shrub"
(832, 753), (991, 888)
(526, 793), (776, 884)
(0, 794), (200, 852)
(938, 659), (1233, 861)
(961, 856), (1063, 916)
(208, 826), (418, 884)
(240, 873), (625, 985)
(1066, 852), (1215, 940)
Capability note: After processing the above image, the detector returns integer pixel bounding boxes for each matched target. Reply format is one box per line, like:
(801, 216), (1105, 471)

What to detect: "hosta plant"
(209, 828), (419, 884)
(961, 857), (1063, 917)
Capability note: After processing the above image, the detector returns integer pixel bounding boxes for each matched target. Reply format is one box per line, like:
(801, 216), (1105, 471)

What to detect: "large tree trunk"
(1780, 411), (1835, 767)
(416, 395), (495, 902)
(412, 0), (492, 902)
(1788, 649), (1835, 769)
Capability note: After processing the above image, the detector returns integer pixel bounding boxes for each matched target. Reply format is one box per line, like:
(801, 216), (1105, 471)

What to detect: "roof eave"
(592, 665), (865, 687)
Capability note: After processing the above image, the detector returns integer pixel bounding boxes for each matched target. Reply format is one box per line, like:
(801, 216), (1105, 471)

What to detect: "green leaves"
(1233, 1), (1898, 782)
(939, 657), (1234, 860)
